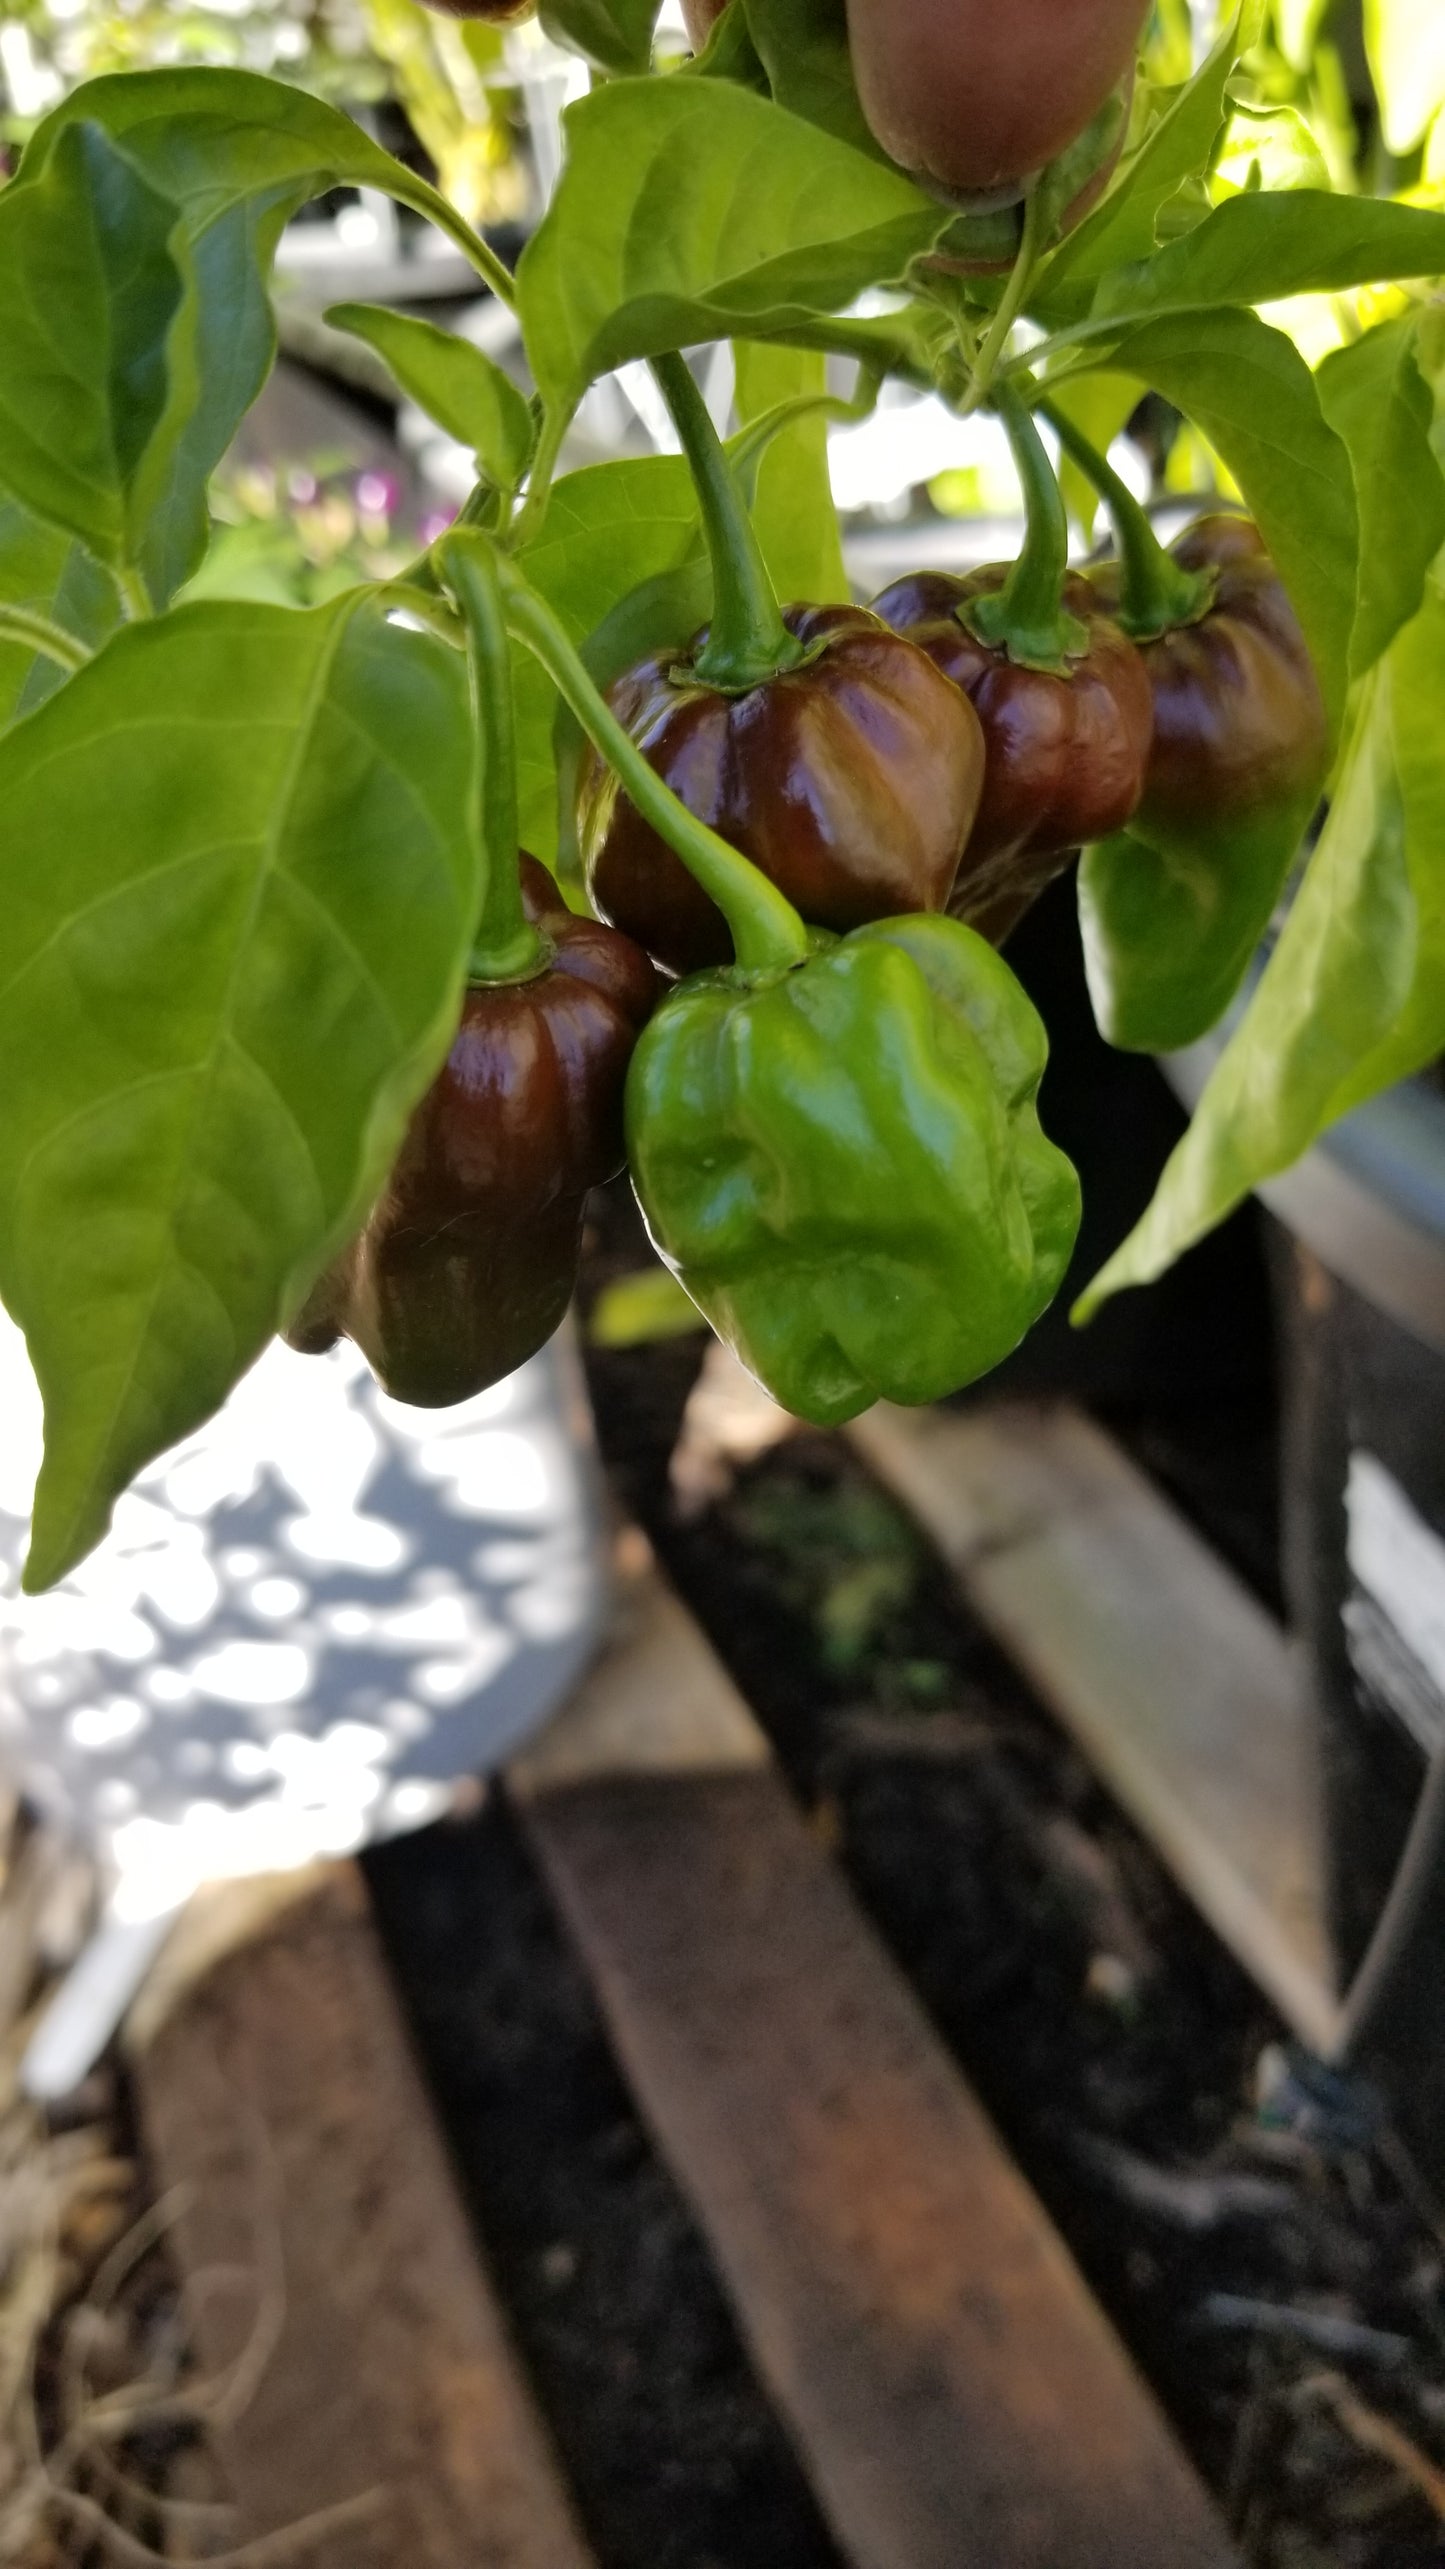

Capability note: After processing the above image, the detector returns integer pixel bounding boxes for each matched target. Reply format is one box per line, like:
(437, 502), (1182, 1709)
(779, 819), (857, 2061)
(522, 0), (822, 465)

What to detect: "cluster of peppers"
(290, 360), (1328, 1428)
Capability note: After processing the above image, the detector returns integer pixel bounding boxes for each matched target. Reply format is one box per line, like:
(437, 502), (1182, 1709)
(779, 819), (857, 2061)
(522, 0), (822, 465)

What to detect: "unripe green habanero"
(625, 913), (1080, 1424)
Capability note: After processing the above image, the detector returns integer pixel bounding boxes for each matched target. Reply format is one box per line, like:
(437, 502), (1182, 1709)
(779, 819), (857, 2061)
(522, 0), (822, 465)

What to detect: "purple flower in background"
(356, 469), (401, 518)
(287, 468), (318, 505)
(418, 506), (459, 546)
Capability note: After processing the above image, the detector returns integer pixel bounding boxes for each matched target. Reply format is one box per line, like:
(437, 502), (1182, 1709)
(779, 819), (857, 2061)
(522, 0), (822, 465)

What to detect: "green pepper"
(1044, 406), (1330, 1052)
(495, 549), (1079, 1428)
(626, 915), (1080, 1425)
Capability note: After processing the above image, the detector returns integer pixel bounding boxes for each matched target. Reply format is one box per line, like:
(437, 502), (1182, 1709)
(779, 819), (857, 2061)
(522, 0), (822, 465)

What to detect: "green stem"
(0, 605), (90, 674)
(962, 380), (1089, 670)
(1039, 395), (1214, 639)
(115, 567), (153, 622)
(383, 168), (518, 311)
(378, 576), (464, 644)
(495, 554), (809, 978)
(511, 403), (568, 551)
(651, 352), (804, 693)
(958, 185), (1045, 419)
(439, 536), (548, 985)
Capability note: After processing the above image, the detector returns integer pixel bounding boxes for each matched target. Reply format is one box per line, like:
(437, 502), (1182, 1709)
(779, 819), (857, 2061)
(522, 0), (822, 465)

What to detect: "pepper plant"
(2, 0), (1445, 1593)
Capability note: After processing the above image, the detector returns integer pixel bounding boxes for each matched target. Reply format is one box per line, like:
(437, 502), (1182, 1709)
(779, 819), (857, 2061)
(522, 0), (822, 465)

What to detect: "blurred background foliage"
(0, 0), (1441, 531)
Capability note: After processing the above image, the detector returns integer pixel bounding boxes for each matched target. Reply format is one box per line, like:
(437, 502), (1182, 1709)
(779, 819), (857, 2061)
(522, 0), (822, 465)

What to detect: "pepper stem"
(492, 550), (810, 979)
(651, 352), (806, 694)
(1039, 396), (1215, 640)
(962, 379), (1090, 672)
(438, 535), (549, 986)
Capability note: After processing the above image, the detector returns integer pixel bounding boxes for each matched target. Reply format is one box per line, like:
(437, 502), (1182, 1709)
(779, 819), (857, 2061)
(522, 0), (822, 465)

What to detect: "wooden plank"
(846, 1399), (1338, 2053)
(514, 1551), (1237, 2569)
(127, 1863), (597, 2569)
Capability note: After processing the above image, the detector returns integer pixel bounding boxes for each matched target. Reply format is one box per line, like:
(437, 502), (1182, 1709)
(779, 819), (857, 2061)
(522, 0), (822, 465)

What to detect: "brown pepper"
(288, 857), (658, 1404)
(577, 601), (987, 976)
(870, 566), (1153, 943)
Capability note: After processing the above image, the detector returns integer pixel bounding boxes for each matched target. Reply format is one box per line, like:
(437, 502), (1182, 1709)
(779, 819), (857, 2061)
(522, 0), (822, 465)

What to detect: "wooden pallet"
(847, 1399), (1341, 2054)
(128, 1523), (1237, 2569)
(128, 1865), (597, 2569)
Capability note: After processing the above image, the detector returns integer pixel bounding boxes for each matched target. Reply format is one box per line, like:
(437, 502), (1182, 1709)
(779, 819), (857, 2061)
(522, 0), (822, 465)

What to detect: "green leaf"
(1364, 0), (1445, 157)
(685, 1), (768, 84)
(742, 0), (883, 159)
(1213, 102), (1332, 199)
(733, 340), (848, 603)
(0, 121), (199, 587)
(16, 66), (411, 231)
(1092, 190), (1445, 322)
(1067, 306), (1357, 734)
(1076, 589), (1445, 1319)
(0, 594), (477, 1589)
(327, 303), (536, 493)
(0, 493), (119, 732)
(538, 0), (661, 72)
(512, 456), (707, 859)
(1317, 318), (1445, 678)
(12, 71), (462, 601)
(1041, 15), (1243, 297)
(516, 77), (947, 421)
(141, 196), (295, 605)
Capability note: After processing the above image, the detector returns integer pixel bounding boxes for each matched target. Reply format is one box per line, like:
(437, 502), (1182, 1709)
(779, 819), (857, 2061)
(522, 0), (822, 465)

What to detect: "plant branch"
(958, 185), (1045, 417)
(381, 167), (517, 310)
(1038, 393), (1214, 636)
(439, 535), (548, 985)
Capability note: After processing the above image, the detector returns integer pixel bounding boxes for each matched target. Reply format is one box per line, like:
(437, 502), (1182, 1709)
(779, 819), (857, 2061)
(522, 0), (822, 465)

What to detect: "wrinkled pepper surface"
(626, 913), (1080, 1424)
(871, 565), (1153, 945)
(577, 602), (987, 976)
(289, 857), (657, 1403)
(1078, 515), (1330, 1051)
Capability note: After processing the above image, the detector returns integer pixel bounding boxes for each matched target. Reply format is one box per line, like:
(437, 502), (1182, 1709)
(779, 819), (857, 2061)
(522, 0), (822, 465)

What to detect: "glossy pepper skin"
(577, 602), (987, 977)
(1078, 515), (1330, 1051)
(845, 0), (1150, 202)
(288, 858), (657, 1405)
(871, 566), (1153, 944)
(626, 914), (1080, 1424)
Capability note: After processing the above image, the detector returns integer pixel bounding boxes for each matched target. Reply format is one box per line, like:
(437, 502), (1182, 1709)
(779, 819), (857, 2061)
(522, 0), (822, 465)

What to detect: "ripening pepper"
(1077, 515), (1330, 1051)
(577, 601), (987, 977)
(845, 0), (1150, 202)
(626, 913), (1081, 1425)
(871, 564), (1153, 944)
(417, 0), (531, 18)
(288, 856), (657, 1404)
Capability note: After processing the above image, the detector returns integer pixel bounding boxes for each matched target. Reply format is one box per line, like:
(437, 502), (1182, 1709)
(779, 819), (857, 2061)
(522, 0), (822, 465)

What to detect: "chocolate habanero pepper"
(578, 354), (985, 977)
(287, 857), (656, 1403)
(873, 384), (1153, 946)
(1049, 409), (1330, 1051)
(500, 559), (1080, 1426)
(845, 0), (1150, 203)
(288, 542), (657, 1405)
